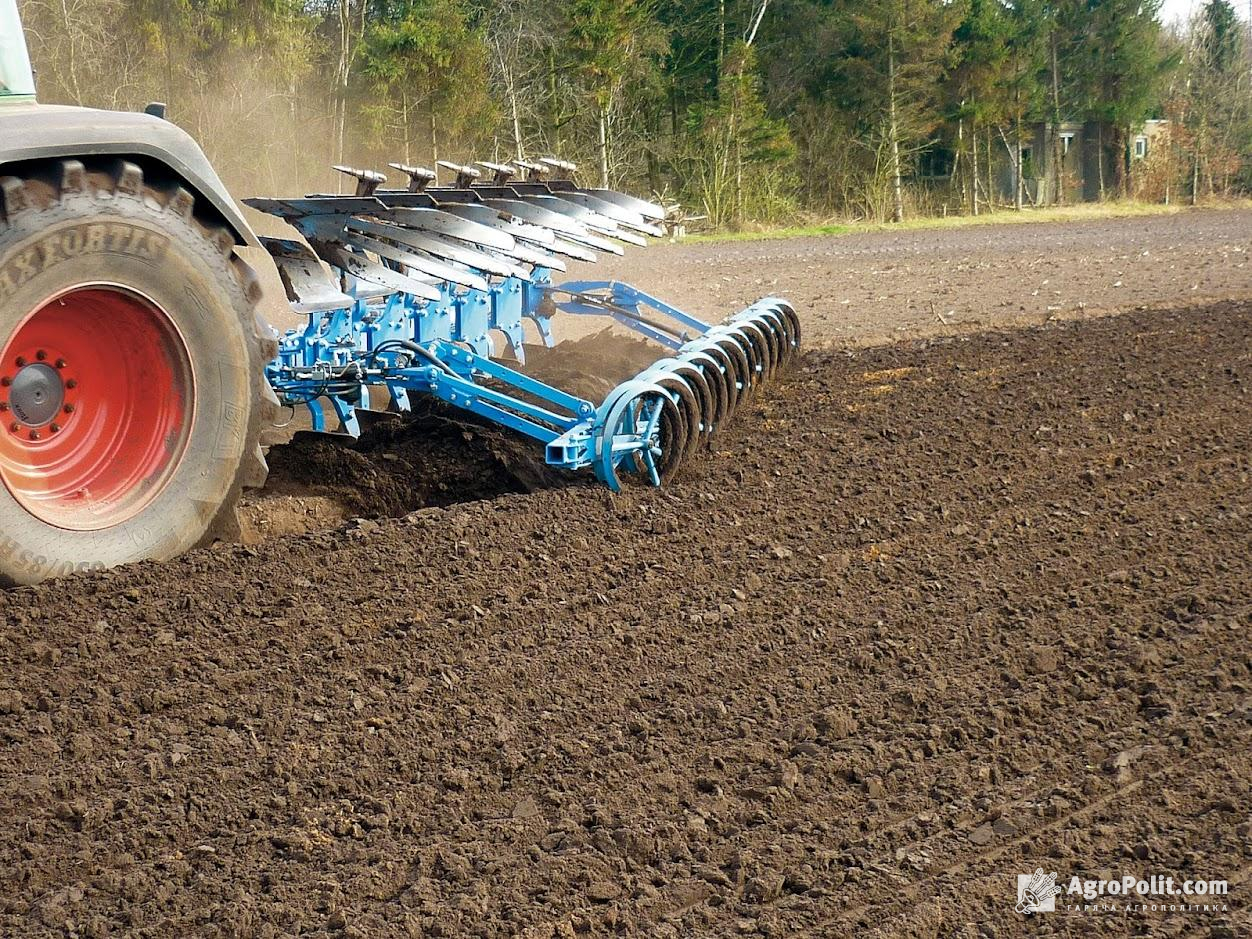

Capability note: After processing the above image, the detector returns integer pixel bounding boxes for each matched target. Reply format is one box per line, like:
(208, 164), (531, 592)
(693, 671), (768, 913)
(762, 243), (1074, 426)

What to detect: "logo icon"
(1017, 869), (1062, 913)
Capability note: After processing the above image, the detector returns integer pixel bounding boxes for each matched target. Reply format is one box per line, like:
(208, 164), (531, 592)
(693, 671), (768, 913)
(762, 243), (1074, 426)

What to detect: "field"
(2, 208), (1250, 937)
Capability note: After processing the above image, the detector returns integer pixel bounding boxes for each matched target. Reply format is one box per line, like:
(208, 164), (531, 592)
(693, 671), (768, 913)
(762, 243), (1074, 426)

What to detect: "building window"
(1061, 133), (1074, 155)
(1135, 137), (1147, 159)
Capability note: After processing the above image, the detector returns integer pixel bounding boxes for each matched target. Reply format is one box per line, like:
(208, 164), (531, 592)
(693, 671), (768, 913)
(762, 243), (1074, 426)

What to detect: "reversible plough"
(246, 158), (800, 491)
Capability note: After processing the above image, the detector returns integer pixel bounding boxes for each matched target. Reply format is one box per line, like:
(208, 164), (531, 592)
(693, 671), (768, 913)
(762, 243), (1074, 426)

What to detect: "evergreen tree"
(362, 0), (494, 166)
(834, 0), (965, 221)
(567, 0), (665, 186)
(947, 0), (1011, 212)
(1063, 0), (1175, 196)
(681, 41), (794, 225)
(999, 0), (1048, 208)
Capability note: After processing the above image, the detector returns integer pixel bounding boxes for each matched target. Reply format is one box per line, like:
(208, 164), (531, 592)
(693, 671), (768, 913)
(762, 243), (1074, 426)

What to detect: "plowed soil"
(3, 212), (1252, 938)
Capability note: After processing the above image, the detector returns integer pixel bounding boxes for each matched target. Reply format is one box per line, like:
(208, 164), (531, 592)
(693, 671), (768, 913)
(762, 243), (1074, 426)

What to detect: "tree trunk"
(163, 4), (176, 112)
(597, 103), (609, 188)
(1097, 124), (1106, 200)
(335, 98), (347, 189)
(971, 116), (980, 217)
(1109, 124), (1126, 195)
(646, 103), (662, 195)
(59, 0), (83, 104)
(510, 90), (523, 161)
(1123, 124), (1133, 198)
(549, 50), (560, 153)
(954, 116), (965, 212)
(402, 88), (412, 165)
(1050, 30), (1064, 205)
(505, 66), (523, 160)
(986, 130), (994, 211)
(670, 82), (679, 148)
(718, 0), (726, 73)
(731, 71), (743, 224)
(1014, 114), (1023, 211)
(429, 108), (438, 168)
(332, 0), (363, 190)
(1191, 144), (1200, 206)
(888, 33), (903, 224)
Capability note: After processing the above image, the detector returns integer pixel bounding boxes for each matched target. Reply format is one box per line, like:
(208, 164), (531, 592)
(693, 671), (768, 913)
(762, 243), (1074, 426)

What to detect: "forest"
(16, 0), (1252, 225)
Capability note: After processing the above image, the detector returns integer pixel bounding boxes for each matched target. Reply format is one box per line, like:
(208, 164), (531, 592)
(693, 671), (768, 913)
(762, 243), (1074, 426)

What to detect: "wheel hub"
(0, 285), (193, 531)
(8, 362), (64, 427)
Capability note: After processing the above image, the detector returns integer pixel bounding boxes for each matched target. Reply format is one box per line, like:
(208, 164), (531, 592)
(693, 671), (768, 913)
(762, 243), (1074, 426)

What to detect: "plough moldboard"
(246, 158), (800, 491)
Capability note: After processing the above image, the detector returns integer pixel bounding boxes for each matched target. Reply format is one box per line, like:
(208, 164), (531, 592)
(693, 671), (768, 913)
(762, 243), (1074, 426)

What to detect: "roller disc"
(677, 350), (727, 437)
(595, 381), (687, 491)
(734, 319), (774, 385)
(664, 361), (716, 446)
(755, 307), (792, 368)
(650, 373), (702, 469)
(743, 302), (793, 369)
(708, 325), (756, 396)
(689, 340), (739, 423)
(777, 301), (802, 356)
(642, 358), (716, 448)
(736, 306), (786, 373)
(746, 310), (785, 373)
(713, 332), (754, 405)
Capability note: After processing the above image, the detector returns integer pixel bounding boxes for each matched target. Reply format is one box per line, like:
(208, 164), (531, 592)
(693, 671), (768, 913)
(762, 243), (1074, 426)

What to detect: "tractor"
(0, 3), (797, 586)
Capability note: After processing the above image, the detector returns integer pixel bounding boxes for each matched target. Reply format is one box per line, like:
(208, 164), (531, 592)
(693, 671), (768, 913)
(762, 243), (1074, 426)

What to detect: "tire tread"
(0, 159), (277, 577)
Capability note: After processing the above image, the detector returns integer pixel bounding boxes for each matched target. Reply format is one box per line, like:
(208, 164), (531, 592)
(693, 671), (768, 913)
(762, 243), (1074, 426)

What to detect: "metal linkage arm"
(548, 280), (713, 350)
(268, 333), (602, 466)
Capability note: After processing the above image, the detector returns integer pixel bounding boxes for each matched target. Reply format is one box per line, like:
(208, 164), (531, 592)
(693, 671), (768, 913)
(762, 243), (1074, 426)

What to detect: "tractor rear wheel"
(0, 160), (277, 585)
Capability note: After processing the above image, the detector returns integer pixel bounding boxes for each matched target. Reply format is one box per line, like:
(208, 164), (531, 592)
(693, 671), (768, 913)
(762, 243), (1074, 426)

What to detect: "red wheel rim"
(0, 286), (194, 531)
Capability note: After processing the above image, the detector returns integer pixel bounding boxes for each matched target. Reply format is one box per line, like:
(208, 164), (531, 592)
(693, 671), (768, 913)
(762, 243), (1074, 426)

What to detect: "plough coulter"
(0, 1), (794, 583)
(247, 158), (799, 491)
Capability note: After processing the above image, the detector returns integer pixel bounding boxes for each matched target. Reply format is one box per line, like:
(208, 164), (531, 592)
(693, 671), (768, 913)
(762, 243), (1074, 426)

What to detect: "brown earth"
(1, 273), (1249, 938)
(250, 207), (1252, 347)
(5, 210), (1252, 937)
(572, 206), (1252, 346)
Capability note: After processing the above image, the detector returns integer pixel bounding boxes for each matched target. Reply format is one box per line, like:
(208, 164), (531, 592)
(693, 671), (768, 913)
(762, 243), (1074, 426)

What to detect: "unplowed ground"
(575, 207), (1252, 345)
(2, 212), (1251, 938)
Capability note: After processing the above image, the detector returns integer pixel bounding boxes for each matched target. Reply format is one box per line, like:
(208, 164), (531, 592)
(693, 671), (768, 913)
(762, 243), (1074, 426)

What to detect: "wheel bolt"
(8, 423), (18, 433)
(0, 402), (6, 412)
(0, 377), (10, 387)
(14, 356), (25, 367)
(35, 350), (46, 361)
(49, 423), (60, 433)
(65, 379), (77, 389)
(55, 358), (67, 369)
(28, 430), (39, 441)
(63, 404), (75, 414)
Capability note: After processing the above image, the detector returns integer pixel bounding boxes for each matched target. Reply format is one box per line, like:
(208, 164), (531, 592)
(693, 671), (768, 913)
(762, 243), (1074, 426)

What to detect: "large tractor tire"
(0, 160), (277, 585)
